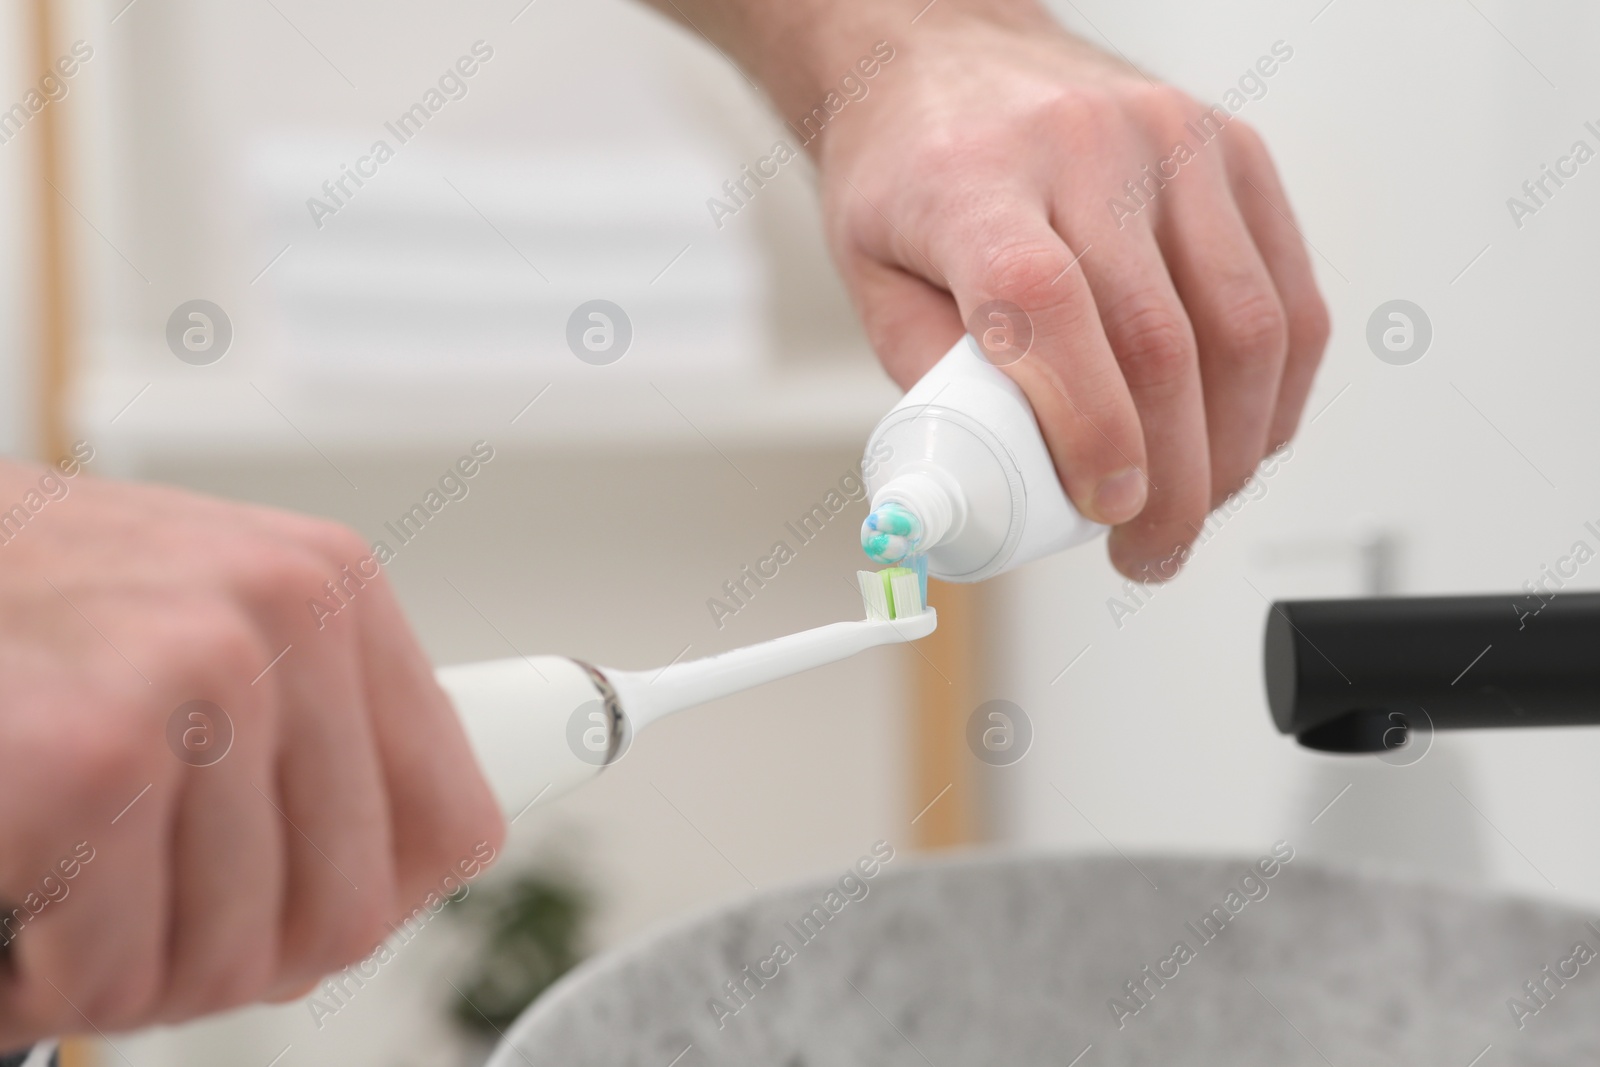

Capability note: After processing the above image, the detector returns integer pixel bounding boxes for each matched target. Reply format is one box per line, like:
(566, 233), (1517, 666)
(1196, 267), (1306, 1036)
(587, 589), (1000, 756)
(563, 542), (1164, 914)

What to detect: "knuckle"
(87, 961), (164, 1029)
(898, 132), (963, 183)
(1215, 287), (1289, 366)
(428, 795), (505, 889)
(64, 694), (166, 803)
(307, 863), (400, 975)
(411, 828), (470, 889)
(286, 898), (388, 983)
(233, 546), (380, 649)
(71, 729), (140, 794)
(188, 936), (277, 1016)
(251, 517), (375, 593)
(1153, 82), (1198, 113)
(224, 542), (330, 631)
(1224, 118), (1270, 162)
(901, 113), (1016, 178)
(1122, 83), (1207, 142)
(133, 600), (272, 709)
(1139, 82), (1197, 122)
(1041, 85), (1114, 136)
(982, 239), (1067, 309)
(303, 519), (373, 570)
(331, 889), (397, 969)
(1105, 297), (1196, 392)
(1294, 290), (1333, 355)
(260, 538), (330, 588)
(181, 605), (269, 690)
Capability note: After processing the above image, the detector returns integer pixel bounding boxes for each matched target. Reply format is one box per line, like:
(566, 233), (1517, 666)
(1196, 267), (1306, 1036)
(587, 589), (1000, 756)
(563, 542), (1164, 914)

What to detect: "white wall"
(992, 0), (1600, 903)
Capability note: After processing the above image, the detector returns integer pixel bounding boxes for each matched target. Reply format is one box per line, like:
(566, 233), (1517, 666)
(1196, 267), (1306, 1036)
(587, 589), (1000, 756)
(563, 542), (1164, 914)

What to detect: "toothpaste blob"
(861, 501), (923, 564)
(859, 336), (1105, 582)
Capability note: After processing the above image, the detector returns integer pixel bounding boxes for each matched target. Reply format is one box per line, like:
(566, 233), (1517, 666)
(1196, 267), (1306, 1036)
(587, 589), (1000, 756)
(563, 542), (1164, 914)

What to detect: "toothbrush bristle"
(860, 566), (926, 620)
(858, 570), (892, 621)
(889, 569), (924, 618)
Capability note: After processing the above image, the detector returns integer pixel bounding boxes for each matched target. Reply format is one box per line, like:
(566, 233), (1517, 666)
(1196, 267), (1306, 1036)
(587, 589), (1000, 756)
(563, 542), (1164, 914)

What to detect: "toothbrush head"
(857, 566), (928, 622)
(861, 502), (923, 564)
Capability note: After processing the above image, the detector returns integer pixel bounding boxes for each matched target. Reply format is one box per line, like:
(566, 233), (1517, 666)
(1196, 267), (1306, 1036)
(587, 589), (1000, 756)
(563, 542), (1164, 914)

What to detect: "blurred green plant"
(449, 871), (589, 1036)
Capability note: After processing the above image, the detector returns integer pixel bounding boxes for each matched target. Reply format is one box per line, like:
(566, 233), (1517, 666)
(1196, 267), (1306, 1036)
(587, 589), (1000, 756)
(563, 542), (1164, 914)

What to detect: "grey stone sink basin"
(487, 850), (1600, 1065)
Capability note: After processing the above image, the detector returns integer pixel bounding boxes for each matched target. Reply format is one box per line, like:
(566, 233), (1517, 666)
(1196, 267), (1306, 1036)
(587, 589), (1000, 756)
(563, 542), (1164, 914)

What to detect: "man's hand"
(0, 461), (503, 1047)
(649, 0), (1330, 579)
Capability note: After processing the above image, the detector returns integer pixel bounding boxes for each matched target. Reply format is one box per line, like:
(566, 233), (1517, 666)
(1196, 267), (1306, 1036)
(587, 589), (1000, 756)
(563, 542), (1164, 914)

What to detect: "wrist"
(744, 0), (1055, 129)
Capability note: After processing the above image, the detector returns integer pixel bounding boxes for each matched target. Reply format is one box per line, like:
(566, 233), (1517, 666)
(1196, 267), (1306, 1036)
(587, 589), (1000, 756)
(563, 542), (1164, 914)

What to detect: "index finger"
(929, 211), (1151, 526)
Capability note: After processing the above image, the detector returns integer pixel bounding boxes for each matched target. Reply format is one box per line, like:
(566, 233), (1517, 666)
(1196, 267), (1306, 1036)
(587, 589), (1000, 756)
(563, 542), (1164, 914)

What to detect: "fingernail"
(1110, 540), (1189, 585)
(1092, 467), (1147, 524)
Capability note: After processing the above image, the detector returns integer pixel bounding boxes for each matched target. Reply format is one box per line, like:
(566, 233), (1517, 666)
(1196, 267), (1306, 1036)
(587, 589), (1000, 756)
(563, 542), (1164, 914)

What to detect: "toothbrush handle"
(435, 656), (616, 816)
(436, 613), (937, 816)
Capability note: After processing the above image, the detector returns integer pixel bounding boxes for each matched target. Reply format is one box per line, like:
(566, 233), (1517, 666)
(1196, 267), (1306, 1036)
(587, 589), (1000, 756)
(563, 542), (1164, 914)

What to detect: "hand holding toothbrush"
(0, 462), (924, 1053)
(0, 464), (503, 1050)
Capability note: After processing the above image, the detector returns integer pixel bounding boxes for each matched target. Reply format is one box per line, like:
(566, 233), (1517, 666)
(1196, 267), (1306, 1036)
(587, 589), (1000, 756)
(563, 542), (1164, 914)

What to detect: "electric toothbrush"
(6, 584), (932, 1067)
(438, 567), (933, 814)
(444, 332), (1113, 815)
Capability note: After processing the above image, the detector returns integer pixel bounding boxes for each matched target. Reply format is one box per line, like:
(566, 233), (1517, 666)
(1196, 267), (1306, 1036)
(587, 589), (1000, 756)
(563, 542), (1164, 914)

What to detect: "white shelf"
(77, 145), (895, 468)
(76, 356), (902, 465)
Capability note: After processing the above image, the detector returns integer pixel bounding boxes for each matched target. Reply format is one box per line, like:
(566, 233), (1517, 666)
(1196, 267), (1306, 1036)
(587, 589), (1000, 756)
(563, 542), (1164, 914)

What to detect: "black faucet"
(1263, 591), (1600, 752)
